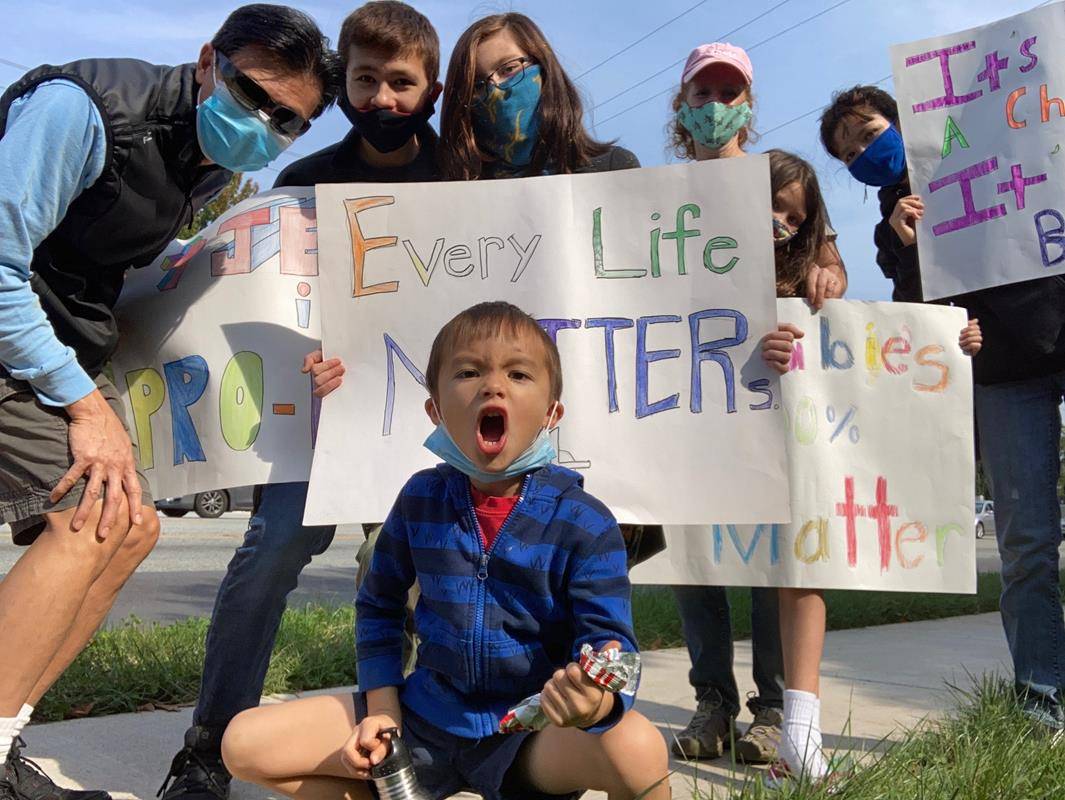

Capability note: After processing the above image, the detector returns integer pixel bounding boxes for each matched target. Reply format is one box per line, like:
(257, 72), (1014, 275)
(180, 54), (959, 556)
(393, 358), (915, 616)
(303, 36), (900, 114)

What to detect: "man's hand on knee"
(52, 389), (142, 537)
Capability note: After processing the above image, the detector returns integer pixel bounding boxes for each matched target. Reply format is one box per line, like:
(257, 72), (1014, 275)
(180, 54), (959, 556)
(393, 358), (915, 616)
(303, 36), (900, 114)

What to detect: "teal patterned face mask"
(677, 100), (752, 151)
(472, 65), (542, 167)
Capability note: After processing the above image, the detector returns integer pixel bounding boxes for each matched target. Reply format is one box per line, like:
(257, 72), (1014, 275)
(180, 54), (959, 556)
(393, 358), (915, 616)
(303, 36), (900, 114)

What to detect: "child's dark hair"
(211, 4), (340, 116)
(426, 302), (563, 402)
(768, 149), (829, 298)
(819, 85), (899, 159)
(337, 1), (440, 84)
(438, 12), (612, 180)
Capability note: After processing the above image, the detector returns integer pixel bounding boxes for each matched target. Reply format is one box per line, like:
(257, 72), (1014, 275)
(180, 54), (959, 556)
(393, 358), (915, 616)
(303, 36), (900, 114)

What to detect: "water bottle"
(369, 728), (431, 800)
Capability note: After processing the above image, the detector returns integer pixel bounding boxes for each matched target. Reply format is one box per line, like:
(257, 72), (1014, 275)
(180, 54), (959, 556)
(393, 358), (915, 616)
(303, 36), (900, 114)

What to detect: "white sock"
(780, 689), (827, 779)
(0, 716), (19, 761)
(14, 704), (33, 737)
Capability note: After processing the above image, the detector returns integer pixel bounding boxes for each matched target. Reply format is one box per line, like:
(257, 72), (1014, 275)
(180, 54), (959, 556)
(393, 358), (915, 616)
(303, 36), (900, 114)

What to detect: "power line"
(574, 0), (713, 80)
(594, 0), (856, 128)
(591, 0), (795, 113)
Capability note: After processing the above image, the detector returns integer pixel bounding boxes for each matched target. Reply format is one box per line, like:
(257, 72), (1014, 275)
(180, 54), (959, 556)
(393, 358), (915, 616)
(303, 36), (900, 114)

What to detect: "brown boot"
(671, 698), (739, 760)
(734, 704), (783, 764)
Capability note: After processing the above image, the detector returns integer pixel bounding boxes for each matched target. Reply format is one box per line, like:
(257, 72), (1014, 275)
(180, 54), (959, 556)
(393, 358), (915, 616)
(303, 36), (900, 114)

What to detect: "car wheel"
(976, 522), (985, 539)
(194, 490), (229, 519)
(161, 509), (188, 518)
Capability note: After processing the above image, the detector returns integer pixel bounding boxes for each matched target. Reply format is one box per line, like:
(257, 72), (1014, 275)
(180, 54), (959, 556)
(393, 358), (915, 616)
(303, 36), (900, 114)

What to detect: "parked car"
(155, 485), (257, 519)
(975, 499), (995, 539)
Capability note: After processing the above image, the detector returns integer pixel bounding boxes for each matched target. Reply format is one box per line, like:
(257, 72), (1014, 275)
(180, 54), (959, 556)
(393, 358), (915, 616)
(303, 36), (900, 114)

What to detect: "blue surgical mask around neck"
(847, 125), (907, 187)
(196, 60), (292, 172)
(423, 400), (558, 486)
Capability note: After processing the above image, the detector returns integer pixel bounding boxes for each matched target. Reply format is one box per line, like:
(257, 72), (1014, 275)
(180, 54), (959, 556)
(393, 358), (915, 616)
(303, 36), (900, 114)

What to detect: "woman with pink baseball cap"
(666, 42), (848, 787)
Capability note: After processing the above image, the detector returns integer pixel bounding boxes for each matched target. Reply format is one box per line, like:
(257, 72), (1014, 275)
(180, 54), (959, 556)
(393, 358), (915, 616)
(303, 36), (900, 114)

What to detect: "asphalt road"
(0, 515), (1056, 625)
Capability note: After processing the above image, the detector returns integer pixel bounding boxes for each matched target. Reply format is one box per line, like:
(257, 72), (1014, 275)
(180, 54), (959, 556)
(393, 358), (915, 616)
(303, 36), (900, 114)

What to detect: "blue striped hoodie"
(356, 463), (638, 739)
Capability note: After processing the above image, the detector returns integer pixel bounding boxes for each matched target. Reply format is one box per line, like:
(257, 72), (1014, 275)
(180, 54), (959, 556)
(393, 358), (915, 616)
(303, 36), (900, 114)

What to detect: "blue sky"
(1, 0), (1053, 300)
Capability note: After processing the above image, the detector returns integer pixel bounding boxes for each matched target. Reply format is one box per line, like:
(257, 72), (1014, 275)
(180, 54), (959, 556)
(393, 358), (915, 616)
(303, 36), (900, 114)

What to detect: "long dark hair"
(439, 12), (611, 179)
(768, 149), (829, 298)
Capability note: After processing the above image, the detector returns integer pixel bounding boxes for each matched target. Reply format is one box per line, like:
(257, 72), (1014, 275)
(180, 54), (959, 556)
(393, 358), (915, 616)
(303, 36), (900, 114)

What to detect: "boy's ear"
(425, 397), (441, 424)
(545, 402), (564, 429)
(428, 81), (443, 105)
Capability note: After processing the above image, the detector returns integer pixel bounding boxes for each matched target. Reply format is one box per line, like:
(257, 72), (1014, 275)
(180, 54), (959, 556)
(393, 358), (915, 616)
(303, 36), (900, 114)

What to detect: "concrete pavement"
(20, 611), (1014, 800)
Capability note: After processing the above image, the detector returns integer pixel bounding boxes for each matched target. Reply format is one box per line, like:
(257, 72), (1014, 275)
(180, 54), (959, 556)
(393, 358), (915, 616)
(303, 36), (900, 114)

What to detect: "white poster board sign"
(891, 1), (1065, 299)
(305, 158), (790, 525)
(112, 189), (321, 498)
(632, 300), (976, 593)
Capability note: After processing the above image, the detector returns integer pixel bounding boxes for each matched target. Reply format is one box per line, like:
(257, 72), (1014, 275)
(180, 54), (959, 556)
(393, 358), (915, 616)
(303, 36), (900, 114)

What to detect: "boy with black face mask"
(157, 5), (441, 800)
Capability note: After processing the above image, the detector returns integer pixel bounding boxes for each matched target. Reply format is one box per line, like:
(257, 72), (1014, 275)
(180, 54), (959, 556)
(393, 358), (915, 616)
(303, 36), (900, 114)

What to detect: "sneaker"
(734, 704), (782, 764)
(670, 698), (739, 760)
(765, 759), (844, 794)
(157, 727), (230, 800)
(4, 738), (112, 800)
(1018, 689), (1065, 732)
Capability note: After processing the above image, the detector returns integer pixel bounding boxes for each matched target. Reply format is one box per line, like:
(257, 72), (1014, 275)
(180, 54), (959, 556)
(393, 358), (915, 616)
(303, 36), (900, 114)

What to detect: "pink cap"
(681, 42), (753, 86)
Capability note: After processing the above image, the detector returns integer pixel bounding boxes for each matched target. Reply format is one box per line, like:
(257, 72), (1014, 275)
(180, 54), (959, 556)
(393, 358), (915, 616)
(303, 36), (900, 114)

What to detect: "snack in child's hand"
(498, 644), (641, 733)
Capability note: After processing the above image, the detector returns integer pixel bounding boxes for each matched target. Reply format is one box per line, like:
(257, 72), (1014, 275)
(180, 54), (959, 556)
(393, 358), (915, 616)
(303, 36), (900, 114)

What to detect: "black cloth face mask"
(339, 95), (435, 153)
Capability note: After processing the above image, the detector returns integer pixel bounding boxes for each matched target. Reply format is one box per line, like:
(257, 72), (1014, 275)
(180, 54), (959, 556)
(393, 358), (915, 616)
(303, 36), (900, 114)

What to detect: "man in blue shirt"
(0, 6), (336, 800)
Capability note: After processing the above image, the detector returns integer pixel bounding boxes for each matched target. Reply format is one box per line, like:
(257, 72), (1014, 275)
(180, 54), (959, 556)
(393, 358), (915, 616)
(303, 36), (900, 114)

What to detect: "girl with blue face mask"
(438, 12), (640, 180)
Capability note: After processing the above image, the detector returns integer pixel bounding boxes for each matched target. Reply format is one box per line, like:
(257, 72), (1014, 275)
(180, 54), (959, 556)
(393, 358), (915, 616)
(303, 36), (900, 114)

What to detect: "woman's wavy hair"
(768, 149), (829, 297)
(439, 12), (611, 179)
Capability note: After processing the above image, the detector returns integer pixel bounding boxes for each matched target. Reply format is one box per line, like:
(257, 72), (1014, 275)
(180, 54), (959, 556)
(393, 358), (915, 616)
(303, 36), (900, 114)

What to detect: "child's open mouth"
(476, 407), (508, 456)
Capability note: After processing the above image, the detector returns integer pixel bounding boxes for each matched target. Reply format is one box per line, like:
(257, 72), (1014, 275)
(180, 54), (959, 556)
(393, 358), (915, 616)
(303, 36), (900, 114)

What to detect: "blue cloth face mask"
(423, 400), (559, 485)
(847, 125), (907, 187)
(196, 60), (293, 172)
(472, 65), (543, 167)
(677, 101), (752, 151)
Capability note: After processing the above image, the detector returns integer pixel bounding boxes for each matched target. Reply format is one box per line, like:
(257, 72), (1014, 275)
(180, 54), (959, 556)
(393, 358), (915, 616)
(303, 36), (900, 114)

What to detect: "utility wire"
(574, 0), (714, 80)
(595, 0), (856, 127)
(590, 0), (795, 113)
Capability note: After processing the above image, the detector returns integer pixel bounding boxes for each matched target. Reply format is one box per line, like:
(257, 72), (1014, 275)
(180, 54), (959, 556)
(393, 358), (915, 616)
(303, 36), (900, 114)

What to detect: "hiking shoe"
(734, 704), (782, 764)
(157, 727), (230, 800)
(671, 698), (738, 760)
(4, 738), (112, 800)
(765, 759), (845, 794)
(1018, 689), (1065, 732)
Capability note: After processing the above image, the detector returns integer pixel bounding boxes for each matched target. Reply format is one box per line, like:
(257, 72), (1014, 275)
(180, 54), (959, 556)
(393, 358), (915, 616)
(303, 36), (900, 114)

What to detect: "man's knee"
(40, 499), (135, 574)
(110, 512), (160, 574)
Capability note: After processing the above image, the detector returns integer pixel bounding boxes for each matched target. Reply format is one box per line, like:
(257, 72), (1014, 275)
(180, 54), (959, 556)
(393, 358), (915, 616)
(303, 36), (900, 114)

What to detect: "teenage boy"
(219, 301), (670, 800)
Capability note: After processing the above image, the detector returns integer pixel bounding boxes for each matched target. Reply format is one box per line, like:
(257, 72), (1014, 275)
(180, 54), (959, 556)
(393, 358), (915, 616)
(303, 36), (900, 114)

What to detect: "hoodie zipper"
(465, 475), (529, 732)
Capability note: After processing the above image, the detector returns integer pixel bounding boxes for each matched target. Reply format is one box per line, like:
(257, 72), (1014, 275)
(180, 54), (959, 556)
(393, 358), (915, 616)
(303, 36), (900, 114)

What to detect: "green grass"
(36, 571), (1065, 723)
(685, 677), (1065, 799)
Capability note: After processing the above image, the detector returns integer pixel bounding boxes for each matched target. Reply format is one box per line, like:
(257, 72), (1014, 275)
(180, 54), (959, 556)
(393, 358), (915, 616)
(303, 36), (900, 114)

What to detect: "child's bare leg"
(779, 588), (825, 694)
(221, 693), (373, 800)
(777, 587), (828, 779)
(512, 710), (669, 800)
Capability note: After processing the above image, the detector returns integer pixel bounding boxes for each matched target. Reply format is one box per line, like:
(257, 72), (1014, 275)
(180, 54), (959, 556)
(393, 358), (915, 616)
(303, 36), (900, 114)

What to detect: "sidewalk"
(20, 612), (1012, 799)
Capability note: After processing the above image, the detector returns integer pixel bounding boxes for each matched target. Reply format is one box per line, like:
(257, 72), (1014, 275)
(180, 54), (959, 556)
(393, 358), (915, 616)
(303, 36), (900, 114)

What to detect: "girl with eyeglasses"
(438, 12), (638, 179)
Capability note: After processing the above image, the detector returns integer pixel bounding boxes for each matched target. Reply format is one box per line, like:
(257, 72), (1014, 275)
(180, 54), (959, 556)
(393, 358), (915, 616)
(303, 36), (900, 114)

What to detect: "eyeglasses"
(473, 57), (536, 101)
(215, 51), (311, 138)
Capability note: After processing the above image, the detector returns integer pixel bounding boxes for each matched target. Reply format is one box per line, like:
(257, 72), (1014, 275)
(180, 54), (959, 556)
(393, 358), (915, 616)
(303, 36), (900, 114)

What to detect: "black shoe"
(4, 738), (112, 800)
(157, 727), (230, 800)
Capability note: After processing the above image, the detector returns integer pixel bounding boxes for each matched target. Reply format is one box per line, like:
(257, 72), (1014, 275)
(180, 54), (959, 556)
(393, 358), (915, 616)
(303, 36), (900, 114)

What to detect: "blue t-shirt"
(0, 79), (107, 406)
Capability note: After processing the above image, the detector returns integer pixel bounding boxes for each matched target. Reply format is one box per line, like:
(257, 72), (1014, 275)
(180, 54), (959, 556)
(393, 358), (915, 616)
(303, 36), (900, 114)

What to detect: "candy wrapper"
(498, 644), (641, 733)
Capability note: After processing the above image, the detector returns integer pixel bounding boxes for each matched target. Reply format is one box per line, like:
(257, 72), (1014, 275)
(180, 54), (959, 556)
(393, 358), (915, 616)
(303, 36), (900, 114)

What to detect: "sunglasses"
(215, 51), (311, 138)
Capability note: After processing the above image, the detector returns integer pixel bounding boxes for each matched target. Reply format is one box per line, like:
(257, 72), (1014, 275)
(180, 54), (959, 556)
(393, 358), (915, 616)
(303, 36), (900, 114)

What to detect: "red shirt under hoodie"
(470, 486), (519, 550)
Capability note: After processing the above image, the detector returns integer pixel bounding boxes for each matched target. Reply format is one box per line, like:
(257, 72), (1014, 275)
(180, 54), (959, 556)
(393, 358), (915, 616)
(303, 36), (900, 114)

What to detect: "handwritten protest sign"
(632, 300), (975, 593)
(112, 189), (322, 498)
(304, 158), (790, 525)
(891, 2), (1065, 299)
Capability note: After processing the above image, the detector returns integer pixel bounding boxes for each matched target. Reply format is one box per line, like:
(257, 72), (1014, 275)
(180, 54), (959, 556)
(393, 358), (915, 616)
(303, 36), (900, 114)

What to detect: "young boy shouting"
(220, 302), (669, 800)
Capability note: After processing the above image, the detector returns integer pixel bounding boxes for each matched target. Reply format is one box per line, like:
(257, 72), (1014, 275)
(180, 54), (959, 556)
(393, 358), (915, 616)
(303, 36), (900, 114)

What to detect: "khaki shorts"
(0, 370), (153, 545)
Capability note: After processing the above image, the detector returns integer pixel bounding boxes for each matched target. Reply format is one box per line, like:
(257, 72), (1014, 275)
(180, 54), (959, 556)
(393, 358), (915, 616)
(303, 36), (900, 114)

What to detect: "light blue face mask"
(677, 100), (752, 151)
(423, 401), (558, 485)
(196, 60), (293, 172)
